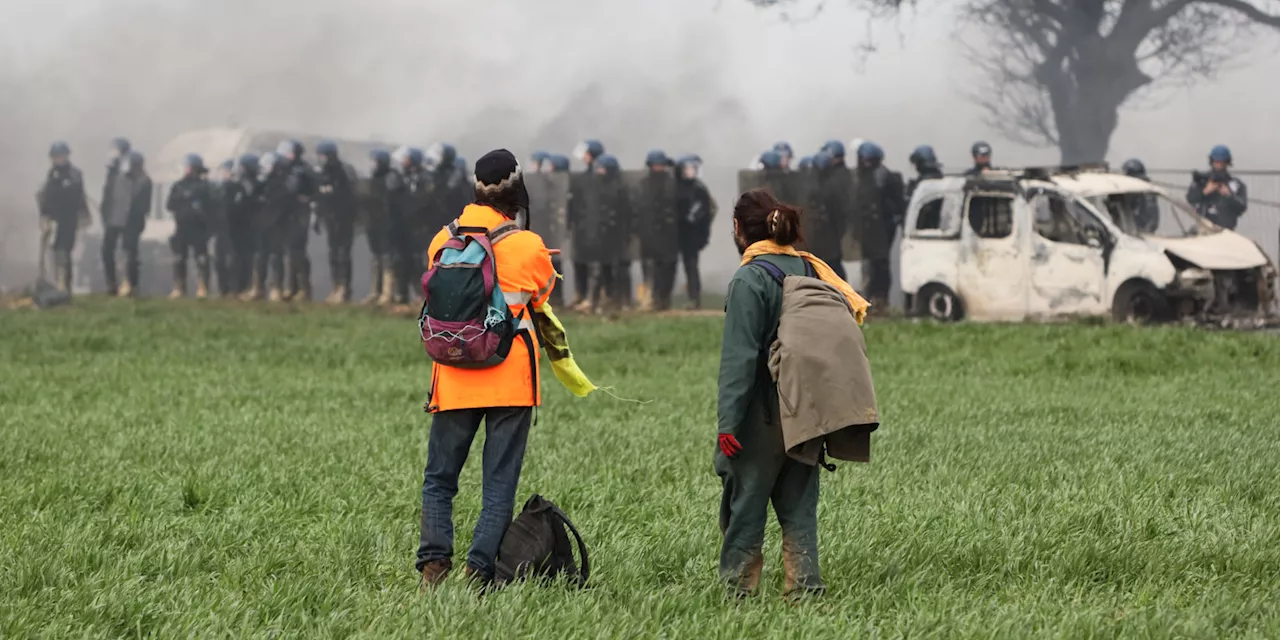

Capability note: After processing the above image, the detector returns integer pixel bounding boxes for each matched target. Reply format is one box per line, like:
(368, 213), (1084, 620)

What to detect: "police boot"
(295, 261), (312, 303)
(195, 257), (211, 300)
(121, 258), (139, 298)
(361, 255), (384, 305)
(341, 258), (354, 303)
(240, 264), (264, 301)
(170, 260), (187, 299)
(55, 251), (73, 294)
(103, 259), (119, 297)
(378, 267), (397, 306)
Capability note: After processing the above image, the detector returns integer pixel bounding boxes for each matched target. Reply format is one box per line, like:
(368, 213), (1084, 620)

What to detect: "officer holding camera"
(1187, 145), (1248, 230)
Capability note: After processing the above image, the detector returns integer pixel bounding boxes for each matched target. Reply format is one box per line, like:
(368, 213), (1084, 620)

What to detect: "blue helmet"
(594, 154), (620, 173)
(426, 143), (457, 169)
(549, 154), (571, 172)
(971, 140), (993, 157)
(797, 156), (814, 170)
(909, 145), (938, 166)
(110, 137), (131, 155)
(49, 141), (71, 157)
(259, 152), (280, 176)
(316, 140), (339, 160)
(1121, 158), (1146, 176)
(645, 149), (672, 167)
(575, 139), (605, 162)
(219, 158), (235, 171)
(369, 149), (391, 167)
(857, 141), (885, 162)
(531, 150), (550, 165)
(1209, 145), (1232, 164)
(822, 140), (845, 158)
(813, 150), (834, 169)
(393, 145), (424, 167)
(772, 141), (794, 159)
(237, 153), (260, 175)
(759, 150), (784, 170)
(183, 153), (205, 172)
(454, 156), (467, 172)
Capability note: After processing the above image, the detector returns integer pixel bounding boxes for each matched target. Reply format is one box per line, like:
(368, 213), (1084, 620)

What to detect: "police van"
(899, 165), (1276, 325)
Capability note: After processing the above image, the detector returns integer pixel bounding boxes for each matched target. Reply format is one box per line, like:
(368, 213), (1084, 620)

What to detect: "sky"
(2, 0), (1277, 287)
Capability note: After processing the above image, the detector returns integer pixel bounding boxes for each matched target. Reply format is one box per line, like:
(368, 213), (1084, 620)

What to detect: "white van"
(899, 166), (1276, 324)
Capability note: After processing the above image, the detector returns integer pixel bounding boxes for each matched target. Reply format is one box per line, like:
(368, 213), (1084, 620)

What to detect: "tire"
(1111, 280), (1168, 324)
(916, 283), (964, 322)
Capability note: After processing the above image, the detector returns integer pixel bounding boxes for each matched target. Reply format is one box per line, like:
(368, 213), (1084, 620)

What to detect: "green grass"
(3, 300), (1280, 638)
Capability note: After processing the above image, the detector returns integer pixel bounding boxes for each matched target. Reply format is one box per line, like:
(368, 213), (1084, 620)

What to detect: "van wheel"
(1112, 280), (1167, 324)
(917, 284), (963, 322)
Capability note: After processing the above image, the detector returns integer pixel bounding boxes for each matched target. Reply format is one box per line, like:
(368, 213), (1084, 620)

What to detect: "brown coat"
(768, 277), (879, 465)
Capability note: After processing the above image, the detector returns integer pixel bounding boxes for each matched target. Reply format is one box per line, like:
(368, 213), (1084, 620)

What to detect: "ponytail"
(734, 188), (805, 247)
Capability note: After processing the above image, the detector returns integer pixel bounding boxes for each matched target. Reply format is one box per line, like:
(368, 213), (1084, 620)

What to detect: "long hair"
(733, 188), (803, 247)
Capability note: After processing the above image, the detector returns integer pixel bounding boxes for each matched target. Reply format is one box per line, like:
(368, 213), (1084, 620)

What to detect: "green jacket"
(717, 254), (807, 438)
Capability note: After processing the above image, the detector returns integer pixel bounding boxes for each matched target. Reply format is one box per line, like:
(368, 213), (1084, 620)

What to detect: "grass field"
(3, 300), (1280, 638)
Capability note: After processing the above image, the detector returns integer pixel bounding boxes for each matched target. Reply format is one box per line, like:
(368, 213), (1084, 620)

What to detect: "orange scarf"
(741, 240), (869, 324)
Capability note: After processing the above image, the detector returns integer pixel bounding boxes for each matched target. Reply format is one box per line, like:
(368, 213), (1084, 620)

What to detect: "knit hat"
(473, 148), (529, 217)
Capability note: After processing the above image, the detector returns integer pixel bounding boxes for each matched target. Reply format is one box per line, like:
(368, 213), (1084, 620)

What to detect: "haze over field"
(2, 0), (1277, 287)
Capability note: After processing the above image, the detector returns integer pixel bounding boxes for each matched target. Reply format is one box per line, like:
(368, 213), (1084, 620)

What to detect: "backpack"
(495, 495), (590, 588)
(419, 220), (524, 368)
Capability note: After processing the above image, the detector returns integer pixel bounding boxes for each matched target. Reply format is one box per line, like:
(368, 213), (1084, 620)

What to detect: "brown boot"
(118, 279), (133, 298)
(418, 559), (452, 594)
(268, 287), (283, 303)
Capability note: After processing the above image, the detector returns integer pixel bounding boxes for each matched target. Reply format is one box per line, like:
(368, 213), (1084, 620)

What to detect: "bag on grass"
(418, 220), (524, 368)
(495, 494), (589, 588)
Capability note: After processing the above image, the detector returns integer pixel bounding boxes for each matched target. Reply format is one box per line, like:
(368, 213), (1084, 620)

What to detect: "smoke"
(2, 0), (1277, 289)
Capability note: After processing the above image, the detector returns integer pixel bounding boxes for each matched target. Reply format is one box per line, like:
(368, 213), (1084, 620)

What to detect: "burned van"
(900, 166), (1276, 325)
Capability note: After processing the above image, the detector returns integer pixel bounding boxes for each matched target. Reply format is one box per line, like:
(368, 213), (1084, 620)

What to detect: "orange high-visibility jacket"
(426, 204), (558, 412)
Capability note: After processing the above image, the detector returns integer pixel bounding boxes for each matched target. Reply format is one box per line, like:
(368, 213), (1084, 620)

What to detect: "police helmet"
(857, 141), (885, 162)
(971, 141), (993, 157)
(759, 150), (784, 170)
(220, 158), (235, 171)
(813, 150), (834, 169)
(369, 149), (391, 167)
(276, 140), (304, 160)
(426, 143), (457, 169)
(645, 149), (673, 168)
(127, 151), (145, 168)
(316, 140), (339, 160)
(549, 154), (571, 172)
(183, 153), (205, 172)
(822, 140), (846, 158)
(574, 139), (605, 162)
(237, 153), (259, 176)
(110, 137), (131, 156)
(594, 154), (620, 174)
(393, 145), (424, 167)
(1121, 158), (1146, 177)
(531, 150), (550, 164)
(1209, 145), (1232, 164)
(259, 152), (279, 174)
(797, 156), (814, 171)
(455, 156), (467, 172)
(772, 141), (794, 159)
(49, 141), (71, 157)
(909, 145), (938, 167)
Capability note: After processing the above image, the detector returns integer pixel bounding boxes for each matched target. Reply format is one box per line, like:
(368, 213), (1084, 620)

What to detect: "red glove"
(718, 434), (742, 459)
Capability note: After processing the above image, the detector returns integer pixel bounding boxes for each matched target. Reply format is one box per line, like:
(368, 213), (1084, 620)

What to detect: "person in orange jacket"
(416, 149), (559, 591)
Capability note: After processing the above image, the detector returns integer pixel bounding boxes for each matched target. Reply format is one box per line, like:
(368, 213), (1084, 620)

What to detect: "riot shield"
(526, 172), (570, 252)
(841, 168), (862, 261)
(621, 170), (646, 261)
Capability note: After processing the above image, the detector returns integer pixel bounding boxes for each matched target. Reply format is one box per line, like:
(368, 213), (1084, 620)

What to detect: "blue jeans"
(416, 407), (532, 578)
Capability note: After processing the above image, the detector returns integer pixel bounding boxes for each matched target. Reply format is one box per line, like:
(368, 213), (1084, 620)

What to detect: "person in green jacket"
(716, 189), (825, 600)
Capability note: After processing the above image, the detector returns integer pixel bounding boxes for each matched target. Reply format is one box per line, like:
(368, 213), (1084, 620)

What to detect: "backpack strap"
(749, 258), (787, 286)
(549, 505), (590, 586)
(488, 221), (522, 245)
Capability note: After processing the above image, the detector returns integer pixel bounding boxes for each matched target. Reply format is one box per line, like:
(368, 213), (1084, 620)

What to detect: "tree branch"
(1197, 0), (1280, 25)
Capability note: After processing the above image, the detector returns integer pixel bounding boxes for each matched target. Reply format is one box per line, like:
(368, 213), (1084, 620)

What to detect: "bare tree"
(748, 0), (1280, 164)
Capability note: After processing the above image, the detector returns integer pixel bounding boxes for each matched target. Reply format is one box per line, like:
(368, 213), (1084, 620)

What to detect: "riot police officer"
(530, 150), (551, 174)
(772, 142), (794, 171)
(37, 142), (88, 293)
(571, 153), (631, 312)
(314, 141), (359, 304)
(398, 146), (431, 304)
(363, 149), (394, 305)
(228, 153), (260, 299)
(427, 143), (470, 235)
(758, 150), (800, 205)
(907, 145), (943, 200)
(548, 155), (571, 173)
(210, 159), (239, 298)
(568, 139), (607, 308)
(812, 141), (851, 281)
(966, 141), (993, 176)
(165, 154), (214, 299)
(100, 146), (152, 297)
(254, 152), (293, 302)
(637, 150), (679, 311)
(675, 154), (714, 309)
(276, 140), (317, 301)
(853, 141), (905, 308)
(1121, 158), (1160, 233)
(99, 137), (134, 292)
(1187, 145), (1248, 230)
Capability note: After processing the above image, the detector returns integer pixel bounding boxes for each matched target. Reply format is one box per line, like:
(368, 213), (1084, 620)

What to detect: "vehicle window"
(1032, 193), (1106, 246)
(915, 198), (943, 230)
(967, 195), (1014, 239)
(1087, 191), (1219, 239)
